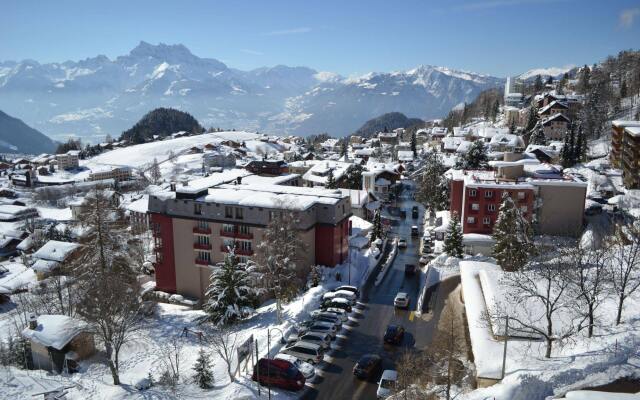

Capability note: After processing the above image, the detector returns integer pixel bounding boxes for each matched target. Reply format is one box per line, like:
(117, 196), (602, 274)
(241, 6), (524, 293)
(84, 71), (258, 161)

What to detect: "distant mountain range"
(0, 110), (57, 154)
(0, 41), (505, 141)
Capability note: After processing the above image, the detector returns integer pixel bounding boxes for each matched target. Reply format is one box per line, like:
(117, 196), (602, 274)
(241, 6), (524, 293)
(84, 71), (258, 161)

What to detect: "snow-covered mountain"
(518, 65), (576, 80)
(0, 42), (503, 141)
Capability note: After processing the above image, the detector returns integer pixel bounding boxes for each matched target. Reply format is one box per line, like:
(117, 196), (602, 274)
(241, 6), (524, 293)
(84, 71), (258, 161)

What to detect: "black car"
(404, 264), (416, 275)
(353, 354), (382, 380)
(412, 206), (419, 218)
(383, 324), (405, 345)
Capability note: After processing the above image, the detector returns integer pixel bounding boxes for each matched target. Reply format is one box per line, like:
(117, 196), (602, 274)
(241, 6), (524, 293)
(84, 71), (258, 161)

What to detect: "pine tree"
(416, 152), (449, 211)
(577, 65), (591, 94)
(534, 75), (543, 93)
(371, 209), (383, 243)
(574, 124), (587, 163)
(491, 100), (500, 122)
(410, 131), (417, 156)
(325, 168), (337, 189)
(204, 252), (260, 325)
(545, 76), (554, 86)
(524, 106), (539, 132)
(529, 128), (547, 146)
(620, 80), (628, 98)
(460, 140), (489, 170)
(509, 119), (516, 135)
(192, 348), (214, 389)
(561, 124), (577, 168)
(444, 213), (463, 258)
(492, 194), (534, 272)
(345, 164), (364, 190)
(150, 158), (162, 184)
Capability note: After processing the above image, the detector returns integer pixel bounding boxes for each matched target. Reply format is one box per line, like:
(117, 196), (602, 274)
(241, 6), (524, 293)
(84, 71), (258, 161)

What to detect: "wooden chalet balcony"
(193, 226), (211, 234)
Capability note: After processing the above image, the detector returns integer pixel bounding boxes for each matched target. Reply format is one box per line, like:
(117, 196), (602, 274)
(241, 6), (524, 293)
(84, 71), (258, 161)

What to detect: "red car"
(252, 358), (306, 391)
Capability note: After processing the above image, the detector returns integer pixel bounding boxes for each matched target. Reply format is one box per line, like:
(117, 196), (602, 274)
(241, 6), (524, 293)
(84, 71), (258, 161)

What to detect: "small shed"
(22, 314), (95, 373)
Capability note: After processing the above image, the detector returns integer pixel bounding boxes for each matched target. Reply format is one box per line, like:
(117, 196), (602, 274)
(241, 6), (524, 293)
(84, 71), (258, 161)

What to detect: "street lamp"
(266, 327), (286, 400)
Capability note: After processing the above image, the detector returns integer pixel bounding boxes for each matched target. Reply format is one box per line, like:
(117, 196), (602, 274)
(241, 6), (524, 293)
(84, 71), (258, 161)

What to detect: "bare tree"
(255, 203), (307, 323)
(149, 158), (162, 185)
(608, 222), (640, 325)
(209, 327), (239, 383)
(494, 244), (577, 358)
(158, 337), (184, 388)
(428, 310), (467, 400)
(395, 349), (427, 400)
(566, 244), (609, 337)
(76, 270), (142, 385)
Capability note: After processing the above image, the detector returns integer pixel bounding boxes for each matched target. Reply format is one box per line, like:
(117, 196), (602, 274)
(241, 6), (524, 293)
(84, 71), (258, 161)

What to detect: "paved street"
(302, 182), (458, 400)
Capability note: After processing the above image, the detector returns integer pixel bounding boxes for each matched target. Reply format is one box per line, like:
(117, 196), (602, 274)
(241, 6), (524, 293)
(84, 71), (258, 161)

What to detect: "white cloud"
(263, 27), (311, 36)
(240, 49), (264, 56)
(619, 8), (640, 28)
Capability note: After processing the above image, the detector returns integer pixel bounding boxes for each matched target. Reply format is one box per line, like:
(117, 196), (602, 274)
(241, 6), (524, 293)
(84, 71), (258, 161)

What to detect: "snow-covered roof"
(21, 314), (88, 350)
(538, 100), (568, 115)
(35, 175), (76, 185)
(349, 215), (373, 238)
(302, 161), (352, 185)
(33, 240), (80, 262)
(611, 120), (640, 128)
(0, 263), (36, 294)
(176, 169), (252, 194)
(541, 113), (570, 125)
(31, 259), (59, 274)
(488, 133), (525, 148)
(397, 151), (414, 161)
(126, 197), (149, 214)
(625, 126), (640, 137)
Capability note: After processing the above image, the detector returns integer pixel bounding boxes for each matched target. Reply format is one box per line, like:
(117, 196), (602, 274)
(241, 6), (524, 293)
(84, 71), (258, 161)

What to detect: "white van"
(281, 341), (324, 364)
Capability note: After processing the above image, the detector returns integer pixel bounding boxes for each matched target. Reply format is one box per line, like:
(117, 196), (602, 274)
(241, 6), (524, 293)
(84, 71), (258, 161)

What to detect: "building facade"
(56, 150), (80, 170)
(148, 180), (351, 300)
(611, 120), (640, 189)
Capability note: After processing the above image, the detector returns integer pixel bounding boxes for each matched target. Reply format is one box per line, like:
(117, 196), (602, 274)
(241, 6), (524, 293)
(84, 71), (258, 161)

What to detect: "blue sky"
(2, 0), (639, 77)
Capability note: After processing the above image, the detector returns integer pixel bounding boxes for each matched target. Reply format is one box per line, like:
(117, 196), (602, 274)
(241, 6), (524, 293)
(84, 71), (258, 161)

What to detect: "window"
(235, 207), (243, 220)
(197, 251), (211, 263)
(239, 225), (250, 235)
(466, 217), (475, 224)
(196, 235), (210, 245)
(225, 206), (233, 218)
(197, 220), (208, 229)
(517, 191), (525, 200)
(223, 238), (235, 249)
(483, 216), (491, 225)
(222, 224), (234, 233)
(469, 189), (477, 197)
(238, 241), (252, 251)
(194, 203), (202, 215)
(484, 190), (493, 198)
(471, 203), (479, 211)
(269, 211), (281, 221)
(487, 204), (496, 212)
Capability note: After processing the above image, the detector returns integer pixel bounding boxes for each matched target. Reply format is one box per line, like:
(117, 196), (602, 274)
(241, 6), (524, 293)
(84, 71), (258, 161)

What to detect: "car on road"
(400, 209), (407, 219)
(334, 285), (360, 298)
(419, 254), (435, 264)
(398, 238), (407, 248)
(281, 341), (325, 365)
(252, 358), (306, 391)
(275, 353), (316, 382)
(377, 369), (398, 398)
(411, 225), (419, 236)
(353, 354), (382, 380)
(412, 206), (419, 218)
(312, 308), (349, 322)
(322, 298), (352, 313)
(297, 321), (338, 338)
(394, 292), (410, 309)
(383, 324), (405, 345)
(404, 264), (416, 275)
(287, 331), (332, 350)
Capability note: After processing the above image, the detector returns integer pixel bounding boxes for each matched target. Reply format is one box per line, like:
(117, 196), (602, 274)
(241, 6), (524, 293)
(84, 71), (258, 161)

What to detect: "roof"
(624, 126), (640, 137)
(126, 197), (149, 214)
(541, 113), (570, 125)
(21, 314), (88, 350)
(33, 240), (80, 262)
(612, 120), (640, 128)
(302, 161), (352, 185)
(538, 100), (568, 114)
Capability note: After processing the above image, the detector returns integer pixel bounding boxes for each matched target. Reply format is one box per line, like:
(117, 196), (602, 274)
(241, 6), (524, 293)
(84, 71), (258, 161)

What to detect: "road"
(302, 181), (458, 400)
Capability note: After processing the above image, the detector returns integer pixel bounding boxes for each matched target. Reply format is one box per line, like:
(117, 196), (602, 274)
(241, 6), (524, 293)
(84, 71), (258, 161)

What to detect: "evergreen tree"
(620, 80), (628, 98)
(545, 76), (554, 86)
(416, 152), (449, 211)
(410, 130), (417, 156)
(529, 128), (547, 146)
(561, 124), (577, 168)
(370, 209), (383, 243)
(459, 140), (489, 170)
(534, 75), (544, 93)
(345, 164), (364, 190)
(524, 106), (539, 132)
(204, 252), (260, 325)
(574, 124), (587, 163)
(325, 169), (337, 189)
(492, 194), (534, 272)
(340, 139), (348, 157)
(509, 119), (516, 135)
(557, 73), (568, 95)
(491, 100), (500, 123)
(577, 65), (591, 94)
(192, 348), (214, 389)
(444, 213), (463, 258)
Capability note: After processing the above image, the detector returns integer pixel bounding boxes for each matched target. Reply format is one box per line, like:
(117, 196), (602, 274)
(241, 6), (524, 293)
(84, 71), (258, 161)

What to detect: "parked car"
(322, 298), (352, 313)
(252, 358), (306, 391)
(412, 206), (419, 219)
(383, 324), (405, 345)
(322, 290), (357, 305)
(298, 321), (337, 338)
(287, 331), (332, 350)
(377, 369), (398, 399)
(334, 285), (359, 298)
(404, 264), (416, 275)
(312, 308), (349, 322)
(394, 292), (410, 309)
(398, 238), (407, 248)
(353, 354), (382, 380)
(280, 341), (324, 365)
(311, 312), (342, 327)
(274, 353), (316, 382)
(419, 255), (434, 264)
(411, 226), (419, 237)
(400, 209), (407, 219)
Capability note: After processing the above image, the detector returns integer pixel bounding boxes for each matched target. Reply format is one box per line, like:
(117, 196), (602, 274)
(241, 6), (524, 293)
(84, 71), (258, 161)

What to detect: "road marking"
(409, 311), (415, 322)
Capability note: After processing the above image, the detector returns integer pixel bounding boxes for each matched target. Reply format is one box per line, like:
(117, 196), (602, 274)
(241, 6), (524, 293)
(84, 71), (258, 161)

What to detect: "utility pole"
(501, 315), (509, 380)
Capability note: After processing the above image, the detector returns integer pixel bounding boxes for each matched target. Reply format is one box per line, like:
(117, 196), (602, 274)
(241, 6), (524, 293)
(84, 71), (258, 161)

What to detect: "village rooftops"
(302, 161), (352, 184)
(22, 314), (88, 351)
(33, 240), (80, 262)
(448, 167), (586, 189)
(612, 120), (640, 128)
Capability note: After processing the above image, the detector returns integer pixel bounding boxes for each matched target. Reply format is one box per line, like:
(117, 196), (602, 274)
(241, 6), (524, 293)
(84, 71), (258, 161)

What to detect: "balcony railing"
(193, 243), (212, 250)
(220, 245), (253, 256)
(195, 258), (211, 266)
(193, 226), (211, 235)
(219, 229), (253, 239)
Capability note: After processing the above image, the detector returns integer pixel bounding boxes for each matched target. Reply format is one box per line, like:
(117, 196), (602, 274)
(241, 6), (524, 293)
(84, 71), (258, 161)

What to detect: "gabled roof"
(541, 113), (570, 125)
(538, 100), (568, 115)
(22, 315), (88, 350)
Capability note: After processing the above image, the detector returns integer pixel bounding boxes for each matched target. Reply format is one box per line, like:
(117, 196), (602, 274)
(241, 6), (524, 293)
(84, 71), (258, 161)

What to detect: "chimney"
(28, 314), (37, 330)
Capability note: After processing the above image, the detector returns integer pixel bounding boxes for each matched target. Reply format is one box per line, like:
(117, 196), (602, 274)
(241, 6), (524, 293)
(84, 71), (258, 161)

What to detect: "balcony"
(219, 229), (253, 239)
(193, 226), (211, 235)
(220, 245), (254, 256)
(195, 258), (211, 266)
(193, 243), (212, 250)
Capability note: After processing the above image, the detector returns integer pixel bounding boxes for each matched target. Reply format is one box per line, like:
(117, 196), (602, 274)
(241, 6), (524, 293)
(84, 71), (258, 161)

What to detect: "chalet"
(538, 100), (569, 118)
(244, 159), (288, 176)
(539, 113), (571, 140)
(31, 240), (81, 279)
